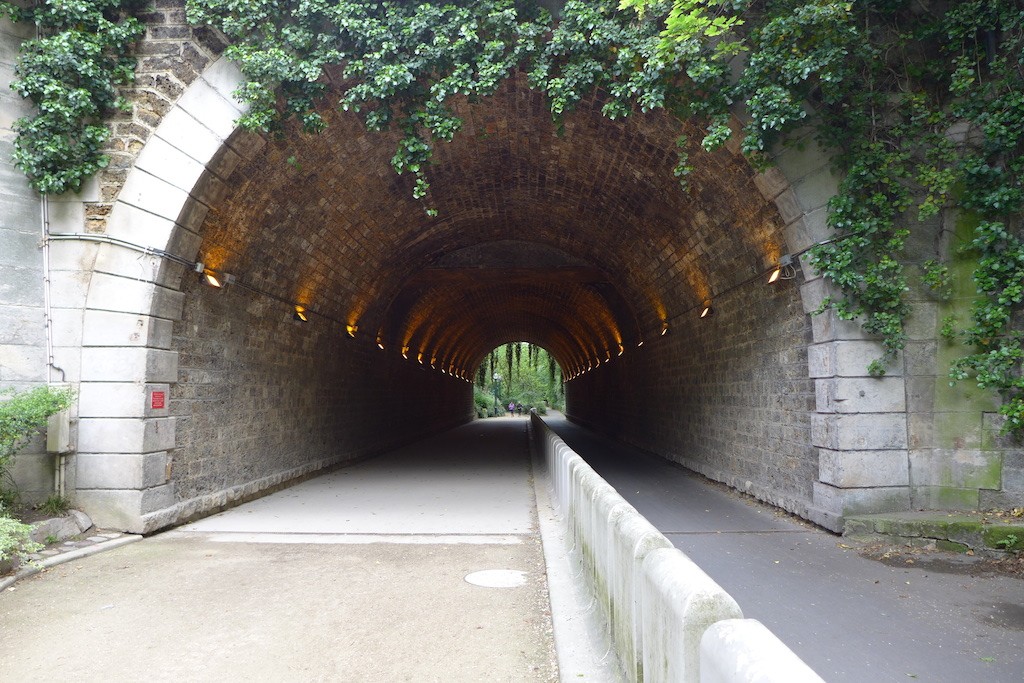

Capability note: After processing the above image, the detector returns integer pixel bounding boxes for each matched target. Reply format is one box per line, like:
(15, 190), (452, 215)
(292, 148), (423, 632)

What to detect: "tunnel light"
(637, 340), (644, 348)
(417, 352), (424, 364)
(618, 344), (625, 356)
(768, 254), (795, 284)
(377, 339), (385, 350)
(203, 272), (222, 288)
(346, 323), (358, 338)
(293, 305), (308, 322)
(402, 345), (409, 359)
(700, 302), (714, 319)
(660, 322), (670, 336)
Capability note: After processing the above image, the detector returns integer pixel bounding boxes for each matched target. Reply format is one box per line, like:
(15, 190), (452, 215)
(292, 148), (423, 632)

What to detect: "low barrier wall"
(530, 414), (824, 683)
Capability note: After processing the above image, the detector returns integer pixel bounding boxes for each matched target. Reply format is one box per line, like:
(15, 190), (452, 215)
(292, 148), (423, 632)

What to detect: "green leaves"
(5, 0), (144, 194)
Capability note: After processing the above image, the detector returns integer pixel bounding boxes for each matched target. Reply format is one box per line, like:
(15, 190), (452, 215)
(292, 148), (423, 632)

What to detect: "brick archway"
(54, 54), (905, 532)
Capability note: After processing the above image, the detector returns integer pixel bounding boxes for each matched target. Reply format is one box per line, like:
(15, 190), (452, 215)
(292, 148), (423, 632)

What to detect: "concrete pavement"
(545, 414), (1024, 683)
(0, 419), (558, 682)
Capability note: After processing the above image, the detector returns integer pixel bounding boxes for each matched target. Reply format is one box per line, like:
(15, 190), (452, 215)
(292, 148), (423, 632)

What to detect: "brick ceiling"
(194, 74), (786, 378)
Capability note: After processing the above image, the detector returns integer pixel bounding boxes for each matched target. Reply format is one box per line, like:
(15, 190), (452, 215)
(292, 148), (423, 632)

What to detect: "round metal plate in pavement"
(464, 569), (527, 588)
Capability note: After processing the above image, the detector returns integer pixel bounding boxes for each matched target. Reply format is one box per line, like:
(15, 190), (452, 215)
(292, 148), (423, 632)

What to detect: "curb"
(0, 535), (143, 592)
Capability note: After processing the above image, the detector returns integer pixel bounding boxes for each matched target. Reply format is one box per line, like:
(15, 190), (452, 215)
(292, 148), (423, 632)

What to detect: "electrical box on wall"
(46, 409), (72, 454)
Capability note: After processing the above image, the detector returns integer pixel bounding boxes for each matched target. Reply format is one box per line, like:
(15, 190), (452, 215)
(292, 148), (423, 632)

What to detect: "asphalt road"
(544, 414), (1024, 683)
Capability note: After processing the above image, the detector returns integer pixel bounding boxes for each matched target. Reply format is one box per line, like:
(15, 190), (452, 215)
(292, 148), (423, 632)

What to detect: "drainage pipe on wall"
(40, 193), (70, 496)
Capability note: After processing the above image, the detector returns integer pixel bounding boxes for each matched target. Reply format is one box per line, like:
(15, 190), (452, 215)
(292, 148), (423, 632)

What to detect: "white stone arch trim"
(738, 122), (911, 530)
(67, 56), (910, 532)
(71, 56), (249, 531)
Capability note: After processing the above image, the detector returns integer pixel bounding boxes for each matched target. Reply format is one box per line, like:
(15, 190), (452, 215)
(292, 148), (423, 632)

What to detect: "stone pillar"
(759, 132), (912, 531)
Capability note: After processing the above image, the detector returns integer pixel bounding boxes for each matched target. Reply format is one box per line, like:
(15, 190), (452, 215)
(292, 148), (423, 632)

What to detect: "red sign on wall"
(151, 391), (166, 410)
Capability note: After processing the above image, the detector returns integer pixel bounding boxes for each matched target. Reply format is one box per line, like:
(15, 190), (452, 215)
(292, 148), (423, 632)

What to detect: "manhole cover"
(464, 569), (527, 588)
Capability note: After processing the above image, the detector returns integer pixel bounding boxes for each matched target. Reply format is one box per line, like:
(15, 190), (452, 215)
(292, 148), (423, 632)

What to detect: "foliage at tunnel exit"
(2, 0), (1023, 433)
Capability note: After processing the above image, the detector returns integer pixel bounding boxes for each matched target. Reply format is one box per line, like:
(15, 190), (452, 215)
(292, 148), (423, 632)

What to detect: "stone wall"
(1, 15), (51, 502)
(168, 272), (472, 509)
(567, 271), (817, 516)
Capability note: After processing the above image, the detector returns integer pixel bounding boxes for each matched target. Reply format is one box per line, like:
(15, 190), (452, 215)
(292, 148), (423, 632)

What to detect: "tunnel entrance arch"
(64, 54), (907, 533)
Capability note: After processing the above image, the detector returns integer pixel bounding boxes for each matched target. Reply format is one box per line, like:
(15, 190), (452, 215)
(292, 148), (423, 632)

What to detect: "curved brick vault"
(14, 14), (1014, 534)
(6, 6), (1021, 537)
(126, 68), (823, 532)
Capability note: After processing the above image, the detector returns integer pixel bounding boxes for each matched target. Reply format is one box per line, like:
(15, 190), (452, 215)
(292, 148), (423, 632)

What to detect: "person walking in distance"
(508, 401), (515, 418)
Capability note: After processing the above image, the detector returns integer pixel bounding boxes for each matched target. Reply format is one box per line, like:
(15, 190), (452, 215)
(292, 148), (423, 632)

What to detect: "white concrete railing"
(530, 414), (824, 683)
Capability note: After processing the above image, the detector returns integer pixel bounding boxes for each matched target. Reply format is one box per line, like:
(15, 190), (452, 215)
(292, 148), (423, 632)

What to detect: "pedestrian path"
(0, 419), (558, 682)
(544, 415), (1024, 683)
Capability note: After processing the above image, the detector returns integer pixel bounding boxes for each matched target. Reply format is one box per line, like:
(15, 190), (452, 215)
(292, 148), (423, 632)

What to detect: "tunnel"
(90, 62), (815, 532)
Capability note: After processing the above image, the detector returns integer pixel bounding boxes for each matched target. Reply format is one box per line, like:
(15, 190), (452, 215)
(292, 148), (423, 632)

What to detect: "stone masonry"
(0, 3), (1020, 532)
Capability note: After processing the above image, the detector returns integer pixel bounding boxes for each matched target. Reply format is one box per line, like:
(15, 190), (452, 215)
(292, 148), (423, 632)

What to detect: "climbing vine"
(2, 0), (1024, 431)
(0, 0), (144, 194)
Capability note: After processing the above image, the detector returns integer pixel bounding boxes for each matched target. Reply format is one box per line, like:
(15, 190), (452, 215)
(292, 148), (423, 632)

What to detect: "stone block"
(909, 449), (1002, 490)
(910, 486), (980, 511)
(0, 228), (40, 268)
(904, 302), (937, 341)
(8, 451), (54, 493)
(907, 412), (934, 450)
(0, 264), (42, 305)
(82, 310), (173, 349)
(77, 452), (169, 489)
(79, 382), (170, 418)
(752, 166), (789, 200)
(45, 197), (86, 234)
(199, 56), (247, 107)
(810, 309), (874, 343)
(117, 168), (191, 222)
(0, 305), (44, 345)
(0, 190), (40, 232)
(48, 239), (99, 272)
(905, 376), (935, 413)
(808, 341), (901, 378)
(773, 189), (804, 225)
(104, 201), (177, 249)
(815, 376), (905, 413)
(812, 413), (907, 450)
(792, 170), (839, 215)
(818, 449), (909, 488)
(93, 246), (174, 288)
(72, 489), (144, 532)
(85, 271), (185, 320)
(134, 134), (207, 193)
(47, 307), (84, 348)
(155, 106), (225, 166)
(0, 344), (45, 382)
(47, 269), (91, 310)
(80, 347), (178, 383)
(903, 341), (937, 376)
(812, 481), (911, 516)
(77, 416), (176, 454)
(176, 78), (243, 141)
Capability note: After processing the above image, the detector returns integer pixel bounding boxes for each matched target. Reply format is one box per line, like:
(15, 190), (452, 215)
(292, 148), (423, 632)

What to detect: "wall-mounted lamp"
(660, 322), (670, 336)
(700, 301), (714, 318)
(618, 344), (625, 356)
(768, 254), (796, 284)
(293, 305), (308, 322)
(346, 323), (358, 338)
(401, 345), (409, 359)
(637, 340), (644, 347)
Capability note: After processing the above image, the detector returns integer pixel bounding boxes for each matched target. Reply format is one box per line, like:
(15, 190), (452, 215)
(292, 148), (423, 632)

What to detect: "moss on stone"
(982, 526), (1024, 551)
(935, 539), (970, 553)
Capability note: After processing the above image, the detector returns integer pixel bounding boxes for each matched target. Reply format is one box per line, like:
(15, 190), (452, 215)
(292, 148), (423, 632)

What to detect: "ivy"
(3, 0), (1024, 432)
(0, 0), (145, 194)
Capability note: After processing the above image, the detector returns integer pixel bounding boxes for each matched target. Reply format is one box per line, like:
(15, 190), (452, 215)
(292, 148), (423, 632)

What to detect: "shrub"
(0, 504), (41, 565)
(0, 385), (75, 495)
